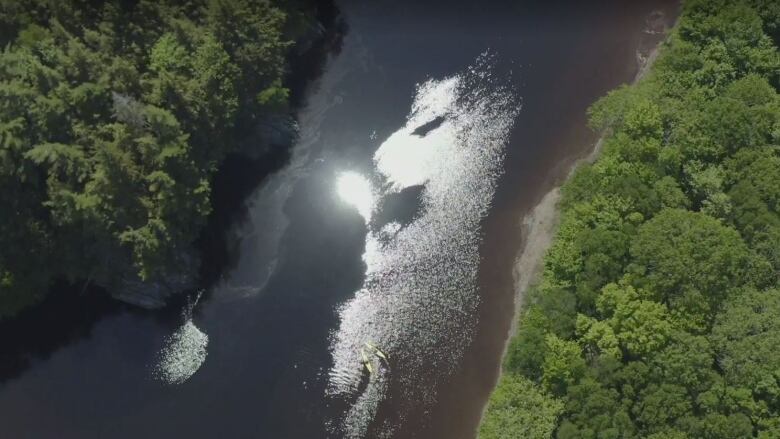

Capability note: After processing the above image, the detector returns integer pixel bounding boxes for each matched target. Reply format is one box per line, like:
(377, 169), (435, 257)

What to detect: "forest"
(480, 0), (780, 438)
(0, 0), (316, 316)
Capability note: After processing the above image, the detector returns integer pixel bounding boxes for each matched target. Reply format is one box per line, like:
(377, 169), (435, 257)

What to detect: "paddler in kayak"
(364, 341), (389, 363)
(361, 347), (374, 374)
(360, 341), (389, 375)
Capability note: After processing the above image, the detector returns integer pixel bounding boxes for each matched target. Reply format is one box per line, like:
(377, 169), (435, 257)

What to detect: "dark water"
(0, 1), (677, 438)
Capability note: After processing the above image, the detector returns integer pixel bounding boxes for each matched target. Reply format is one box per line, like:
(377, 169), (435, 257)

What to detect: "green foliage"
(149, 33), (189, 74)
(542, 334), (586, 395)
(503, 306), (550, 380)
(588, 85), (648, 132)
(557, 377), (635, 439)
(632, 383), (692, 432)
(712, 289), (780, 408)
(596, 283), (673, 358)
(629, 208), (751, 312)
(482, 1), (780, 437)
(576, 315), (620, 359)
(646, 430), (690, 439)
(623, 99), (663, 140)
(257, 78), (290, 112)
(649, 330), (715, 392)
(479, 374), (564, 439)
(0, 0), (301, 312)
(653, 176), (691, 209)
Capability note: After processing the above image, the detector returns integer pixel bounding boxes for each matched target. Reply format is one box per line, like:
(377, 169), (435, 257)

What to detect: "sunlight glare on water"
(153, 291), (208, 385)
(153, 320), (208, 385)
(337, 171), (375, 222)
(326, 52), (521, 438)
(374, 77), (460, 190)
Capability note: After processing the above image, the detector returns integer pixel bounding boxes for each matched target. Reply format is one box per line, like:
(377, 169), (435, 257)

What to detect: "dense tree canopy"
(0, 0), (315, 315)
(482, 0), (780, 437)
(479, 373), (564, 439)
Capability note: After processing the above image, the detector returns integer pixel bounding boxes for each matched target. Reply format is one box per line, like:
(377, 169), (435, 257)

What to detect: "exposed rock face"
(107, 250), (198, 309)
(111, 273), (195, 309)
(111, 280), (173, 309)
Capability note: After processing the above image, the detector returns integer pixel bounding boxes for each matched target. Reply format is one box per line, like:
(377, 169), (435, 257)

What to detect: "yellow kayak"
(364, 341), (389, 362)
(361, 348), (374, 374)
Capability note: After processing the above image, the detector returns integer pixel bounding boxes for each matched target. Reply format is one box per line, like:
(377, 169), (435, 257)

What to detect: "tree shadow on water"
(0, 282), (120, 384)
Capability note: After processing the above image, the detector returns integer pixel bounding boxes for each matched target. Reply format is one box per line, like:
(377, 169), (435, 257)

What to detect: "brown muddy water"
(0, 1), (677, 438)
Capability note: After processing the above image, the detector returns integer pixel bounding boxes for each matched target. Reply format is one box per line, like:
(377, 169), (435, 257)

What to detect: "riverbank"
(480, 0), (780, 436)
(478, 7), (677, 438)
(507, 29), (669, 343)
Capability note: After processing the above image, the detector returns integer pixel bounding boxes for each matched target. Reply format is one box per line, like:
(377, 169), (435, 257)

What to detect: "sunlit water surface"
(153, 292), (207, 385)
(326, 53), (520, 438)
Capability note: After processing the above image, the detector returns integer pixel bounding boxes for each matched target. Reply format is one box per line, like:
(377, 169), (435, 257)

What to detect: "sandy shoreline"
(508, 36), (666, 337)
(478, 9), (678, 430)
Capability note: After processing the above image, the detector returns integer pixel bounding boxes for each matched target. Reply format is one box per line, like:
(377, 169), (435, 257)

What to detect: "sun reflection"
(326, 52), (521, 438)
(337, 171), (374, 221)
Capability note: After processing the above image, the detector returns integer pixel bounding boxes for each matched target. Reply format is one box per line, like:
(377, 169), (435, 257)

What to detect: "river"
(0, 1), (677, 438)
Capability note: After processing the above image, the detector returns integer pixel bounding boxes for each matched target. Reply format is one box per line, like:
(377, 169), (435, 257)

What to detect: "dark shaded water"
(0, 1), (676, 438)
